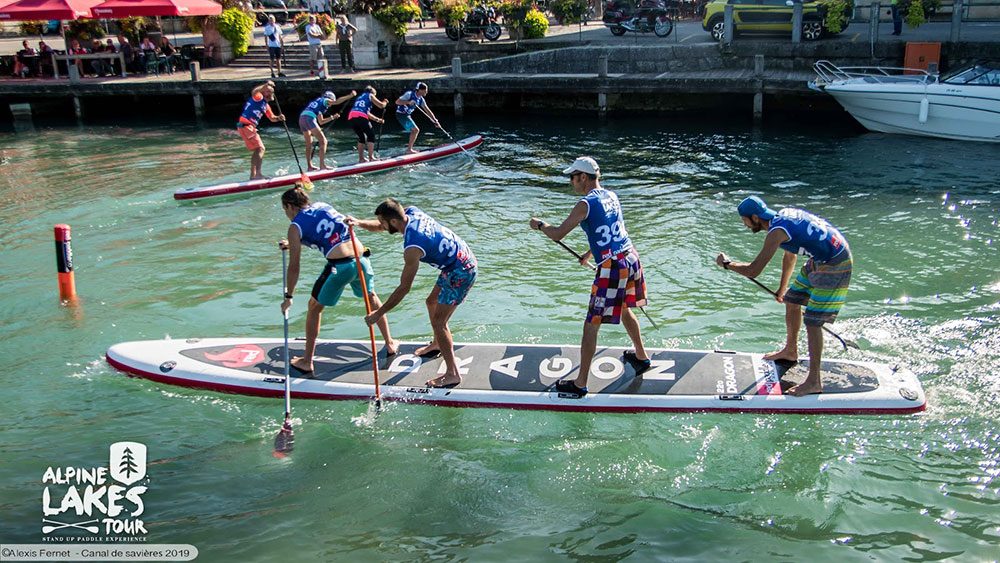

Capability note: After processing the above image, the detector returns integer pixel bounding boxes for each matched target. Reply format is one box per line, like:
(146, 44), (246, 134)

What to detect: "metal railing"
(813, 60), (936, 85)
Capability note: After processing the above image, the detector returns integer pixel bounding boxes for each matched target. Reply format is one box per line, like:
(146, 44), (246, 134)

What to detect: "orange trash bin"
(904, 42), (941, 75)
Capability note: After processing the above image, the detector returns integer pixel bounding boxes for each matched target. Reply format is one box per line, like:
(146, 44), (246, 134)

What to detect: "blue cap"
(737, 196), (776, 221)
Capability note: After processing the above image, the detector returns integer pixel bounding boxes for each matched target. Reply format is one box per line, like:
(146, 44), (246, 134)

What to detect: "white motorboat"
(810, 60), (1000, 143)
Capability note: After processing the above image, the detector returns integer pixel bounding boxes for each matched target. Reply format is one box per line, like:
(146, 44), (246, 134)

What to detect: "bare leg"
(764, 302), (801, 362)
(406, 127), (420, 153)
(574, 321), (600, 388)
(369, 292), (398, 355)
(303, 130), (317, 170)
(426, 301), (461, 387)
(621, 307), (648, 360)
(788, 324), (824, 396)
(356, 142), (366, 162)
(415, 288), (440, 356)
(317, 132), (330, 168)
(366, 141), (377, 161)
(250, 147), (265, 179)
(291, 298), (324, 373)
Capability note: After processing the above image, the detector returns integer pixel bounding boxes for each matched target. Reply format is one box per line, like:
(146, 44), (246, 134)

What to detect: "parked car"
(253, 0), (290, 24)
(701, 0), (853, 41)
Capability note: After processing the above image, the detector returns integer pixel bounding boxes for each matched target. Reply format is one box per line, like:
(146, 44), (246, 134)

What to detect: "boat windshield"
(941, 64), (1000, 86)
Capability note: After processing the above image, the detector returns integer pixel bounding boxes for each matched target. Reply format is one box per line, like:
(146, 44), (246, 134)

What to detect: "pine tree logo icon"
(109, 442), (147, 486)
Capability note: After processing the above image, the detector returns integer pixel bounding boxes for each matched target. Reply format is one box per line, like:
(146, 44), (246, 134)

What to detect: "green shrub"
(498, 0), (532, 29)
(19, 21), (46, 35)
(217, 7), (255, 57)
(904, 0), (925, 27)
(186, 16), (205, 34)
(432, 0), (470, 25)
(67, 19), (106, 42)
(822, 0), (850, 33)
(352, 0), (395, 12)
(117, 16), (149, 43)
(522, 8), (548, 38)
(374, 0), (423, 37)
(294, 12), (335, 39)
(550, 0), (588, 24)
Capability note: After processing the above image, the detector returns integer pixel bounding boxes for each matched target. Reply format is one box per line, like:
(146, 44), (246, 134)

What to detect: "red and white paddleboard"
(174, 135), (483, 201)
(106, 338), (926, 415)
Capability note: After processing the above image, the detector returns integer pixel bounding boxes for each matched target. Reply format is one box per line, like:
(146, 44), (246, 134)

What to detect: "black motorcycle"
(602, 0), (674, 37)
(446, 6), (503, 41)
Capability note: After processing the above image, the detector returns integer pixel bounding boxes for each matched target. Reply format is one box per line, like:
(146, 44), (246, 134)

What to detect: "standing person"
(263, 15), (286, 78)
(279, 187), (399, 375)
(716, 196), (853, 397)
(299, 89), (355, 170)
(237, 81), (286, 180)
(115, 35), (135, 73)
(529, 157), (651, 399)
(348, 199), (478, 388)
(890, 0), (903, 36)
(346, 86), (388, 163)
(305, 15), (326, 77)
(395, 82), (440, 154)
(335, 15), (357, 73)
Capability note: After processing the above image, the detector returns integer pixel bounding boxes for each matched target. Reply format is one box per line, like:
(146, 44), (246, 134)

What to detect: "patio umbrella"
(90, 0), (221, 18)
(0, 0), (103, 51)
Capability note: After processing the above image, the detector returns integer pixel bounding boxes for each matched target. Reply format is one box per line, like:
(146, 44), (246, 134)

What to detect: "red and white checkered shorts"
(586, 249), (647, 325)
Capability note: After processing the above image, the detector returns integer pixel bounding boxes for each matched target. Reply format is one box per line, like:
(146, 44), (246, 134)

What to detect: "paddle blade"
(298, 175), (314, 192)
(272, 419), (294, 458)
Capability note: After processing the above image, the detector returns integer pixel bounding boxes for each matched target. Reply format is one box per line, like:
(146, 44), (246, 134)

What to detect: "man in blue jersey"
(238, 81), (286, 180)
(717, 196), (853, 396)
(529, 157), (651, 399)
(395, 82), (440, 154)
(300, 89), (355, 171)
(348, 199), (477, 388)
(279, 186), (399, 374)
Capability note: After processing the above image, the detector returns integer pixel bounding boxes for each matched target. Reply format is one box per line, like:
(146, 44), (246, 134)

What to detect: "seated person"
(116, 35), (137, 73)
(37, 40), (54, 76)
(159, 36), (176, 73)
(14, 40), (38, 78)
(68, 39), (88, 77)
(89, 39), (113, 76)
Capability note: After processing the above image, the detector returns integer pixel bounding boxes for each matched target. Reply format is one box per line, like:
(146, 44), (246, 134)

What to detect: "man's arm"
(776, 251), (797, 300)
(716, 228), (788, 279)
(423, 103), (440, 125)
(279, 225), (303, 314)
(346, 216), (385, 232)
(530, 200), (588, 243)
(366, 248), (421, 325)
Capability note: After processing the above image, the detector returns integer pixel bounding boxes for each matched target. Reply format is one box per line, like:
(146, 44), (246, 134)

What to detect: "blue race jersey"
(351, 92), (372, 115)
(396, 90), (424, 116)
(300, 96), (328, 119)
(768, 208), (849, 263)
(239, 94), (269, 126)
(292, 203), (350, 258)
(403, 207), (474, 272)
(579, 188), (633, 261)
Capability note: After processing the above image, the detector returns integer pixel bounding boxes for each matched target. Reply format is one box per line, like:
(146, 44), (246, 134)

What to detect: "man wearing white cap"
(529, 157), (651, 398)
(299, 89), (356, 170)
(716, 196), (853, 396)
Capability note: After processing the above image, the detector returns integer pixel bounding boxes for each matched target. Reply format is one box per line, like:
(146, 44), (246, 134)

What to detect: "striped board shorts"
(783, 250), (853, 326)
(587, 249), (647, 325)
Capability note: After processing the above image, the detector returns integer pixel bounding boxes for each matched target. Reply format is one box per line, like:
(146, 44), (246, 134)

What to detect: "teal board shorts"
(396, 113), (417, 133)
(311, 255), (375, 307)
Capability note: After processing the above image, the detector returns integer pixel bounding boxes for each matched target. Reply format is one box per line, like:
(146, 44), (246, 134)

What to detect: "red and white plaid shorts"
(586, 249), (647, 325)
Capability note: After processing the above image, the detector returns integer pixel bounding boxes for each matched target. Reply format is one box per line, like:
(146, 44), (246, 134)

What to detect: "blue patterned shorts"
(436, 263), (477, 306)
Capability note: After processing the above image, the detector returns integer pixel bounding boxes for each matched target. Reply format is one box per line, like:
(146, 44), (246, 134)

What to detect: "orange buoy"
(54, 224), (77, 302)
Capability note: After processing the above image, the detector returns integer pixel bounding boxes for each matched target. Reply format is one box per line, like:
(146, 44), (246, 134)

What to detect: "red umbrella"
(90, 0), (221, 18)
(0, 0), (101, 20)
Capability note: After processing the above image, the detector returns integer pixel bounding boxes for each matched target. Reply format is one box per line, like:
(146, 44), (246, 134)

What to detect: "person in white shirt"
(263, 15), (285, 78)
(305, 15), (325, 77)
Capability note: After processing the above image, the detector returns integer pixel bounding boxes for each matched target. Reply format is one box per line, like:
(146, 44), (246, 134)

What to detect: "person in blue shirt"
(349, 199), (477, 388)
(394, 82), (440, 154)
(279, 186), (399, 375)
(717, 196), (853, 397)
(299, 89), (355, 171)
(529, 157), (651, 398)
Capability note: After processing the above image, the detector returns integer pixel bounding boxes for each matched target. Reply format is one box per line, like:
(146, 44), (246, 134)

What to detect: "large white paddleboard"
(173, 135), (483, 201)
(106, 339), (926, 415)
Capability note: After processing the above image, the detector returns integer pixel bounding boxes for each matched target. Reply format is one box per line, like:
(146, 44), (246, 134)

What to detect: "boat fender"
(918, 97), (929, 124)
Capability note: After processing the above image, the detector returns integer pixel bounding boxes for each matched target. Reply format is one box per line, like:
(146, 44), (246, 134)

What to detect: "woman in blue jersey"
(346, 86), (388, 163)
(348, 198), (477, 388)
(279, 186), (399, 375)
(529, 157), (651, 399)
(299, 89), (355, 171)
(717, 196), (853, 397)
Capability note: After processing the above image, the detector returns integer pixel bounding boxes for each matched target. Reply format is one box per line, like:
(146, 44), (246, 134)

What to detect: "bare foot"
(320, 164), (334, 170)
(787, 380), (823, 397)
(250, 175), (267, 181)
(764, 348), (798, 362)
(426, 373), (461, 388)
(405, 148), (418, 154)
(414, 342), (439, 356)
(290, 356), (313, 374)
(358, 158), (368, 163)
(384, 338), (400, 356)
(307, 165), (319, 171)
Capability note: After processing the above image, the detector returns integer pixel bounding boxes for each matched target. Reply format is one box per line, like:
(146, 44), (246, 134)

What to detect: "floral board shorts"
(587, 249), (647, 325)
(783, 250), (853, 326)
(435, 261), (477, 306)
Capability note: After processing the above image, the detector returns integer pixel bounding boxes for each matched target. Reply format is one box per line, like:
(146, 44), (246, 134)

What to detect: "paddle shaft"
(375, 104), (386, 154)
(415, 103), (475, 161)
(281, 248), (292, 419)
(348, 226), (382, 407)
(727, 263), (857, 351)
(545, 230), (659, 330)
(271, 95), (307, 179)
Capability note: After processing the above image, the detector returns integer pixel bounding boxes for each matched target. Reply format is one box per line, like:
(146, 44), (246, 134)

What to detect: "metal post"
(754, 53), (764, 76)
(598, 54), (608, 77)
(72, 96), (83, 121)
(68, 64), (80, 84)
(454, 92), (464, 117)
(193, 93), (204, 120)
(189, 61), (201, 82)
(791, 1), (803, 43)
(753, 54), (764, 123)
(723, 4), (734, 45)
(869, 1), (881, 58)
(598, 92), (607, 117)
(950, 0), (963, 42)
(452, 56), (463, 78)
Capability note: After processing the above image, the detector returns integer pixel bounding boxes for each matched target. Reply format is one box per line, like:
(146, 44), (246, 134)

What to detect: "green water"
(1, 117), (998, 561)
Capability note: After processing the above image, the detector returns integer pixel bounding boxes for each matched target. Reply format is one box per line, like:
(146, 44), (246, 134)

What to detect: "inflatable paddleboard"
(106, 339), (926, 415)
(174, 135), (483, 201)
